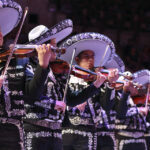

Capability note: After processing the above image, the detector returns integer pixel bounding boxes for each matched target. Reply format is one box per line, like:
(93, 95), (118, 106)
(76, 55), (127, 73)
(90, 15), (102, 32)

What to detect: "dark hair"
(76, 50), (95, 58)
(76, 51), (85, 58)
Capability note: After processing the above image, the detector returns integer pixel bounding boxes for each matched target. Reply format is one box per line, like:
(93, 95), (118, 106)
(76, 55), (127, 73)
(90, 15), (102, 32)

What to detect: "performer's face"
(75, 50), (95, 70)
(0, 30), (3, 47)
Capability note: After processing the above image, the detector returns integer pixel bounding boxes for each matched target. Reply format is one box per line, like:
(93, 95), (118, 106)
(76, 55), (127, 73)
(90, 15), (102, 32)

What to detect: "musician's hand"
(107, 68), (119, 83)
(94, 72), (107, 88)
(76, 102), (87, 112)
(0, 75), (5, 88)
(9, 44), (14, 49)
(138, 107), (148, 116)
(54, 101), (66, 113)
(36, 44), (52, 69)
(123, 81), (140, 96)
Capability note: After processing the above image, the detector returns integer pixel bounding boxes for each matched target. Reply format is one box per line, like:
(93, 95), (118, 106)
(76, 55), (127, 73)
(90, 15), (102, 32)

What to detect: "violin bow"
(99, 45), (110, 67)
(88, 45), (109, 125)
(145, 74), (150, 109)
(2, 7), (29, 77)
(62, 48), (76, 102)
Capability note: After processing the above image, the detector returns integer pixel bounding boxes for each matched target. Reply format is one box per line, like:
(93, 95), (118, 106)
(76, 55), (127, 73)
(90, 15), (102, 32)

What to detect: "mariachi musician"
(23, 19), (73, 150)
(59, 32), (137, 150)
(22, 21), (109, 150)
(0, 0), (57, 150)
(133, 70), (150, 150)
(115, 69), (150, 150)
(145, 86), (150, 150)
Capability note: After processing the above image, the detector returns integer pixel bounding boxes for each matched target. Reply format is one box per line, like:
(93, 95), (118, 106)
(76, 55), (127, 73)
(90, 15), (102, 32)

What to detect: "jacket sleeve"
(116, 91), (130, 119)
(25, 64), (49, 103)
(66, 83), (100, 107)
(98, 84), (116, 111)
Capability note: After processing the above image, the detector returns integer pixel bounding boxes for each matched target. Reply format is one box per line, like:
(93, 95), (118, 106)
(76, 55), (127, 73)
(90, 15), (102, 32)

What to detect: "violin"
(133, 95), (150, 105)
(71, 65), (136, 89)
(73, 65), (133, 80)
(49, 59), (96, 77)
(0, 44), (66, 60)
(50, 61), (139, 90)
(132, 84), (150, 105)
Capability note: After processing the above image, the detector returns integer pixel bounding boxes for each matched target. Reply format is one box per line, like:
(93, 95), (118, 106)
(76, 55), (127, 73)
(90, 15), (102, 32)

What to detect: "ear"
(75, 56), (80, 64)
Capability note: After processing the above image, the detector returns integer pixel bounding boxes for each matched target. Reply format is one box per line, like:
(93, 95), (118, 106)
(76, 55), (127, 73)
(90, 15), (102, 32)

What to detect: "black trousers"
(63, 133), (90, 150)
(96, 132), (116, 150)
(0, 122), (24, 150)
(24, 123), (62, 150)
(62, 126), (115, 150)
(62, 126), (95, 150)
(116, 133), (147, 150)
(145, 136), (150, 150)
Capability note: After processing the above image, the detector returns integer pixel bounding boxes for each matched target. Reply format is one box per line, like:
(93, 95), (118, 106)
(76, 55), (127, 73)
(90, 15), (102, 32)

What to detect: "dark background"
(4, 0), (150, 72)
